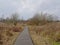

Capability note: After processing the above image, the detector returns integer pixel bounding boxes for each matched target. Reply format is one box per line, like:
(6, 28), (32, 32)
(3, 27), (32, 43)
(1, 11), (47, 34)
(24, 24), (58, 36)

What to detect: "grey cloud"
(0, 0), (60, 19)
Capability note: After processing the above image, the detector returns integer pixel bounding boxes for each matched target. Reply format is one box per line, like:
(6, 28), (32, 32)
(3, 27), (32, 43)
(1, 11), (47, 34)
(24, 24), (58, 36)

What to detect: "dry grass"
(29, 22), (60, 45)
(0, 22), (24, 45)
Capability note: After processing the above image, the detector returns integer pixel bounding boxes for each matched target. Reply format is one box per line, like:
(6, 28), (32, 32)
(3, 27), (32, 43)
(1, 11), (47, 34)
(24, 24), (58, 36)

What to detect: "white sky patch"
(16, 0), (44, 12)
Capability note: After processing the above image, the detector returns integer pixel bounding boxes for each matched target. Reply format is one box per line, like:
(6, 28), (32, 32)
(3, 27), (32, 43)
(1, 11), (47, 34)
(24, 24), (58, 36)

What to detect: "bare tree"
(28, 12), (54, 25)
(0, 14), (4, 22)
(47, 15), (53, 21)
(10, 13), (20, 25)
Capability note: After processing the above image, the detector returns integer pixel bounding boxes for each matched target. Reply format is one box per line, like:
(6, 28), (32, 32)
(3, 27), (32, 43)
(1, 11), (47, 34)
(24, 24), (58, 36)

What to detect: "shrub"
(13, 27), (20, 32)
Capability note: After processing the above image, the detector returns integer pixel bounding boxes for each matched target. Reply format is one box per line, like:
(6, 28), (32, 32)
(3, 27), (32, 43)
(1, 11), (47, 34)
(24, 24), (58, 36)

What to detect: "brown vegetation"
(29, 22), (60, 45)
(0, 22), (23, 45)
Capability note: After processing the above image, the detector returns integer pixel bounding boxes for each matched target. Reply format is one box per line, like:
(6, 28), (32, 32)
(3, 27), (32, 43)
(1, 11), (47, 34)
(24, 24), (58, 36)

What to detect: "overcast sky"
(0, 0), (60, 20)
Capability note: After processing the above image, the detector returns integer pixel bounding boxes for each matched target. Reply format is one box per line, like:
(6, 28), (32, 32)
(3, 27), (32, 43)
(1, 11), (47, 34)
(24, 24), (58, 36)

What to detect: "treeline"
(0, 12), (59, 25)
(27, 12), (59, 25)
(0, 13), (23, 25)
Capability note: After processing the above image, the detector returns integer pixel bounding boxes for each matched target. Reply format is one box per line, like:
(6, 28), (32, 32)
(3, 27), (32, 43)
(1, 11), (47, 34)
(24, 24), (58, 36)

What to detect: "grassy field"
(29, 22), (60, 45)
(0, 22), (24, 45)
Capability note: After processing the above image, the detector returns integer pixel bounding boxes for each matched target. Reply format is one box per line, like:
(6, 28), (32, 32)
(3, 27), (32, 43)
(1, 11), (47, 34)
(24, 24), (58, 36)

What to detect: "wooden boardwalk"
(14, 27), (33, 45)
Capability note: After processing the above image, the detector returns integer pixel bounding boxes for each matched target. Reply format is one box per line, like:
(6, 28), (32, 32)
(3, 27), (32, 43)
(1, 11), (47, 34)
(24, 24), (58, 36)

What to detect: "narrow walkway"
(14, 27), (33, 45)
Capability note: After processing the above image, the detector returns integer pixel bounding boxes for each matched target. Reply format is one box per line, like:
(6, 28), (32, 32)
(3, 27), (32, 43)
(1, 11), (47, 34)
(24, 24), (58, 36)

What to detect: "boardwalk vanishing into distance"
(14, 26), (33, 45)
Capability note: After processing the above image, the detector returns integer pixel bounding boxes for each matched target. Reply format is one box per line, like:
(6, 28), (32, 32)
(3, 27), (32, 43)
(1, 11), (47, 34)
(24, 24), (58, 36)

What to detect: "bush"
(13, 27), (20, 32)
